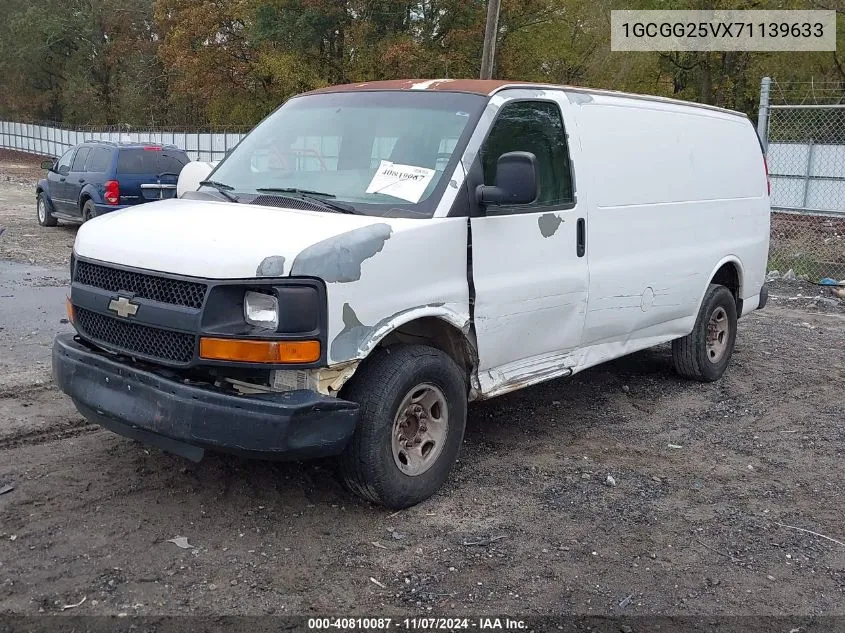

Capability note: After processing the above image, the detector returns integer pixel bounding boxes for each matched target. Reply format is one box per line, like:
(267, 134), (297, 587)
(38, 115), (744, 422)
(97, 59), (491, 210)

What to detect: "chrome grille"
(75, 307), (195, 364)
(74, 261), (207, 309)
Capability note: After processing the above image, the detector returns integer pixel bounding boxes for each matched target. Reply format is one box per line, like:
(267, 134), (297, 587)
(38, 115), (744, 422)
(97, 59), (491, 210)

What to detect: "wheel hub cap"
(392, 384), (448, 477)
(706, 306), (730, 363)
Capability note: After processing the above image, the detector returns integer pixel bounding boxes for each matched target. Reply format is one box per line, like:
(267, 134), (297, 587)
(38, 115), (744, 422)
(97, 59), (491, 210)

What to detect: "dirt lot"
(1, 150), (845, 620)
(0, 150), (78, 267)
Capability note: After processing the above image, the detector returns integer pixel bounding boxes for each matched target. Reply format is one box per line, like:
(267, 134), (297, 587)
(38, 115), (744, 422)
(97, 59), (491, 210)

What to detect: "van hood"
(73, 198), (401, 279)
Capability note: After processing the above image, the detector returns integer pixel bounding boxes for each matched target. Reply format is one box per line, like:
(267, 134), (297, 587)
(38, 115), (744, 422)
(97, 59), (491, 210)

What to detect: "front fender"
(36, 178), (50, 196)
(314, 217), (472, 365)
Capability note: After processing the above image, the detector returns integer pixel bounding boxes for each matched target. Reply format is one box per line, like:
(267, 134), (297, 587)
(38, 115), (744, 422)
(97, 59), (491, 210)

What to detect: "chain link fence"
(0, 121), (250, 163)
(760, 79), (845, 282)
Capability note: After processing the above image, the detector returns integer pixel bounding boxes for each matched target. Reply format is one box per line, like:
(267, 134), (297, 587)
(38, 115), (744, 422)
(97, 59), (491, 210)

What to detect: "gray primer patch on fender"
(566, 91), (594, 105)
(331, 303), (373, 360)
(290, 223), (393, 283)
(256, 255), (286, 277)
(538, 213), (563, 237)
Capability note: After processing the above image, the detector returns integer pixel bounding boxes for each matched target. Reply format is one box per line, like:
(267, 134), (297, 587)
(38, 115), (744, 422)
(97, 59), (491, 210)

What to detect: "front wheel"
(36, 193), (57, 227)
(672, 284), (738, 382)
(338, 345), (467, 509)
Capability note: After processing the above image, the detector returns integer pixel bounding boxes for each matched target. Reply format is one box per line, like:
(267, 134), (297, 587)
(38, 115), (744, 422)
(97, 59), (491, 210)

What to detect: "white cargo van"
(53, 79), (770, 508)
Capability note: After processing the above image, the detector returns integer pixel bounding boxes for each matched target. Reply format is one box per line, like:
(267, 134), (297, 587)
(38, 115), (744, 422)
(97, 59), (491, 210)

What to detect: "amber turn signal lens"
(199, 337), (320, 364)
(65, 297), (75, 324)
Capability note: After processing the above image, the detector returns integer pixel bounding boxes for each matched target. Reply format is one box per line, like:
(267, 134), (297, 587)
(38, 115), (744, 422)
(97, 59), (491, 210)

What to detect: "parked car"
(53, 79), (770, 508)
(36, 141), (190, 226)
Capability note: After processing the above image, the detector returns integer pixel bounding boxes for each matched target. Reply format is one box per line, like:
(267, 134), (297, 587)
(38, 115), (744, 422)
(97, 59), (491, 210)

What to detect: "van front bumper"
(52, 334), (359, 462)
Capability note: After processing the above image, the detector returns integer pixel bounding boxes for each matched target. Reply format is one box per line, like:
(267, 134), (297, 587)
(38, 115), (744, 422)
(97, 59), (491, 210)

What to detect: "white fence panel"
(767, 141), (845, 215)
(0, 121), (248, 162)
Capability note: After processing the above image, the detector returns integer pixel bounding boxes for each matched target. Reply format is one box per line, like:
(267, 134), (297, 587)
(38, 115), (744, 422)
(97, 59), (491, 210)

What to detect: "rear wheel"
(338, 345), (467, 509)
(672, 284), (738, 382)
(82, 199), (96, 222)
(36, 193), (57, 227)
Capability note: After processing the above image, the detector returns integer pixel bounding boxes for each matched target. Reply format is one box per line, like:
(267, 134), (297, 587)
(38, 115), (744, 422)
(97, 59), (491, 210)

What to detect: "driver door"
(469, 92), (589, 396)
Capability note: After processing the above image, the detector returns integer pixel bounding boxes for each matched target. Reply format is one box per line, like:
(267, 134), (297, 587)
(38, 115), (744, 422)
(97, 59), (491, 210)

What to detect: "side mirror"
(40, 159), (55, 171)
(475, 151), (539, 207)
(177, 160), (215, 198)
(58, 165), (70, 176)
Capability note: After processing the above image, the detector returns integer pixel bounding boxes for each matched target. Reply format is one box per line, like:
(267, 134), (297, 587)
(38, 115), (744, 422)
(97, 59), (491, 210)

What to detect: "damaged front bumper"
(52, 334), (359, 462)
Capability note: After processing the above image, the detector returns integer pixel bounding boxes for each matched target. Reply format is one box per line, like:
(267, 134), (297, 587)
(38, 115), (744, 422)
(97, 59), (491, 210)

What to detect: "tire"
(36, 193), (57, 227)
(82, 199), (96, 222)
(672, 284), (738, 382)
(338, 345), (467, 509)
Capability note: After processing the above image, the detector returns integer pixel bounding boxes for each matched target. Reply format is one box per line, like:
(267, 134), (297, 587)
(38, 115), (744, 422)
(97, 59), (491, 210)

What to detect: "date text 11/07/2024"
(307, 617), (528, 631)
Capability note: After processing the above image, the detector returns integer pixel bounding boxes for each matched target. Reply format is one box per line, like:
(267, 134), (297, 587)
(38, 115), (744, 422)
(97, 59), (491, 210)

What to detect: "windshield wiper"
(199, 180), (239, 203)
(255, 187), (358, 214)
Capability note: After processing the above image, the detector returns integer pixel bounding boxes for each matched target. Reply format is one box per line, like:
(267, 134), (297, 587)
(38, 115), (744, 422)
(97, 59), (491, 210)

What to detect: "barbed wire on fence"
(769, 79), (845, 106)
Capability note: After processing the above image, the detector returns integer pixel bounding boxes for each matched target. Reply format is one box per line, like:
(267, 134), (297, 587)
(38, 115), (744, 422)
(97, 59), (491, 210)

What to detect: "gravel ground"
(1, 151), (845, 620)
(0, 150), (78, 267)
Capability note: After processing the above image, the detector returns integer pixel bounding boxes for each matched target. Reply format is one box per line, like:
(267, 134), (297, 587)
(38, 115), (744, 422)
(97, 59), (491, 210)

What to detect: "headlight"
(244, 291), (279, 330)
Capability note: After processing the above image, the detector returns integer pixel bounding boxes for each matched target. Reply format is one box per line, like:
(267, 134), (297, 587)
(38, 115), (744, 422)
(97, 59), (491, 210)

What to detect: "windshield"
(206, 90), (487, 217)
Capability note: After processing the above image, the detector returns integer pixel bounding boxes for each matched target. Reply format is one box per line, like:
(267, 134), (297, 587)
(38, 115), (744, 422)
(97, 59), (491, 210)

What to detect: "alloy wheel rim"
(37, 198), (45, 222)
(391, 383), (449, 477)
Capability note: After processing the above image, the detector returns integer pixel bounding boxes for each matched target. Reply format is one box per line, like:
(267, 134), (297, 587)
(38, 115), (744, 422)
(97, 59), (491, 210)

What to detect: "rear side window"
(71, 148), (90, 172)
(117, 149), (190, 175)
(481, 100), (574, 208)
(85, 148), (113, 172)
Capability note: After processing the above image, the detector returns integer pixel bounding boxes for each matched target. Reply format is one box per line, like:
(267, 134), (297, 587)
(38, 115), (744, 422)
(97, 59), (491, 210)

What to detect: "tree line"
(0, 0), (842, 128)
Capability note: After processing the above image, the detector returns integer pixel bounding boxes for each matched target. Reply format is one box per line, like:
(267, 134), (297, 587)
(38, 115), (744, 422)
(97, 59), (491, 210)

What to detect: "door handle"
(59, 177), (66, 182)
(576, 218), (586, 257)
(78, 178), (85, 183)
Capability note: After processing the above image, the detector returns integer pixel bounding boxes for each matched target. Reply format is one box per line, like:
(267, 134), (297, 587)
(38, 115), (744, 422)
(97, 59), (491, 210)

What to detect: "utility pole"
(479, 0), (501, 80)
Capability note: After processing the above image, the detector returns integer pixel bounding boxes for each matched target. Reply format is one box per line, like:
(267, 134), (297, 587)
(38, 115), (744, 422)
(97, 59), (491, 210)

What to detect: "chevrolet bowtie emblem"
(108, 296), (139, 318)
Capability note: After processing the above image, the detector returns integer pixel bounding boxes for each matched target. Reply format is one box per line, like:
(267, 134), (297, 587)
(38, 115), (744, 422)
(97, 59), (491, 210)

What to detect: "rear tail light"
(143, 146), (162, 151)
(104, 180), (120, 205)
(763, 156), (771, 196)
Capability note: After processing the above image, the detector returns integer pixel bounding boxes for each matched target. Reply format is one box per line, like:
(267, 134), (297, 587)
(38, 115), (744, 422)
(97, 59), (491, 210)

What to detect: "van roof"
(303, 79), (747, 118)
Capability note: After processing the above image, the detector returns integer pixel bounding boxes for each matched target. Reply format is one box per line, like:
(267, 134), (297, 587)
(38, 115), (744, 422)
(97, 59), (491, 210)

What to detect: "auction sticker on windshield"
(366, 161), (436, 203)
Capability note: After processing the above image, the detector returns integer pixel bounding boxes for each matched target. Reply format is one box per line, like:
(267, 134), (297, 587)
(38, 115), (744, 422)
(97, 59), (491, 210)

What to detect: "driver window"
(56, 149), (75, 174)
(480, 100), (574, 209)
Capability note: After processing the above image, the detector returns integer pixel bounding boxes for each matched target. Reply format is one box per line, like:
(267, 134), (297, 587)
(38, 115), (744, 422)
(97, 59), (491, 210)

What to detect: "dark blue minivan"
(36, 141), (190, 226)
